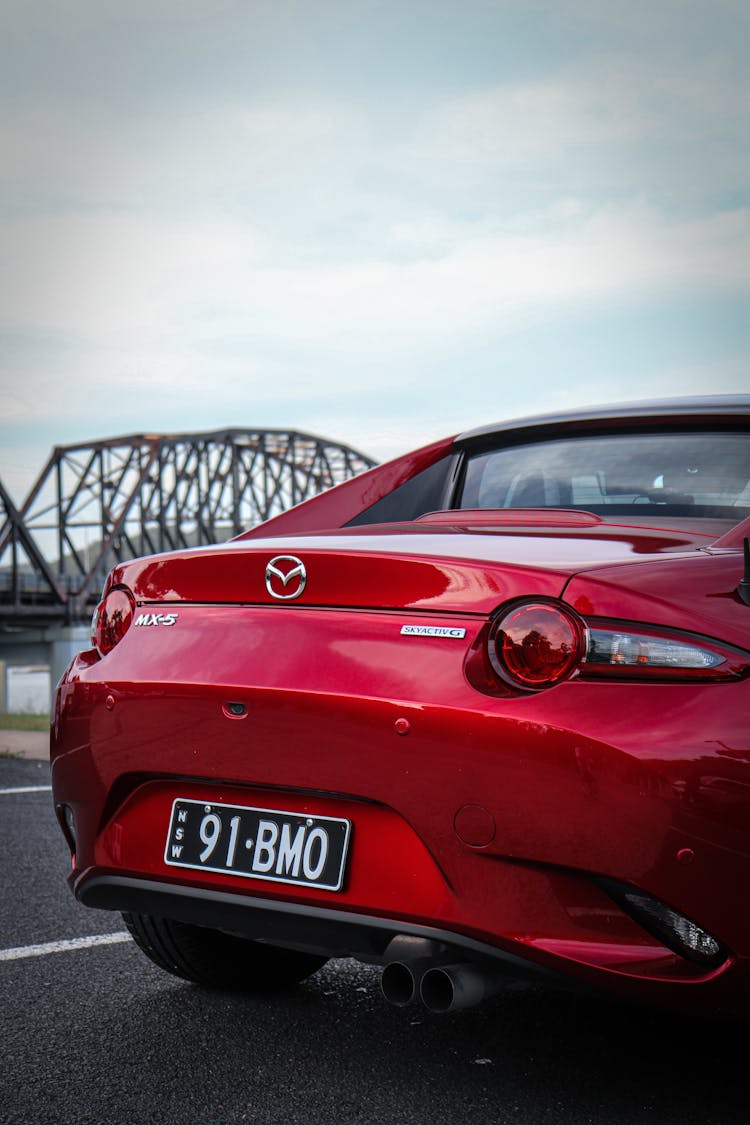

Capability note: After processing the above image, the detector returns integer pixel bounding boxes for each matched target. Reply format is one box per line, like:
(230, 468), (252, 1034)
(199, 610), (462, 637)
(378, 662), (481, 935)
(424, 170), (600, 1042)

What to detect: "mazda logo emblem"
(265, 555), (307, 600)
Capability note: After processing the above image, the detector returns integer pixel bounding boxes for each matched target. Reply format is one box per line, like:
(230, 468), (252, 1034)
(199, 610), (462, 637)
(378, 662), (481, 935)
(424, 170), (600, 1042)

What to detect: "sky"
(1, 0), (749, 502)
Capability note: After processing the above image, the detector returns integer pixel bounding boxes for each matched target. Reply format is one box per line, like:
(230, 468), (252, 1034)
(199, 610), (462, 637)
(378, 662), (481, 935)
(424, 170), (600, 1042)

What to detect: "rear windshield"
(459, 432), (750, 519)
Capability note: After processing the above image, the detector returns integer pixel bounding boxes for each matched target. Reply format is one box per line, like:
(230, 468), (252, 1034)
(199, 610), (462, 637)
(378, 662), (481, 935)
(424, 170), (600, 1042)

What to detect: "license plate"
(164, 798), (351, 892)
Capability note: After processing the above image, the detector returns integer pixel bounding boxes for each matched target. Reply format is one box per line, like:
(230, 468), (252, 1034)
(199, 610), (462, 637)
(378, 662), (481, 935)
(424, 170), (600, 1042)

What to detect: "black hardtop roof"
(456, 395), (750, 450)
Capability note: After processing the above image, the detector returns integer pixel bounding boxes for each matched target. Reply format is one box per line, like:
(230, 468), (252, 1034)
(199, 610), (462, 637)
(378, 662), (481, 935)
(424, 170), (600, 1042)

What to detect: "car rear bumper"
(52, 620), (750, 1012)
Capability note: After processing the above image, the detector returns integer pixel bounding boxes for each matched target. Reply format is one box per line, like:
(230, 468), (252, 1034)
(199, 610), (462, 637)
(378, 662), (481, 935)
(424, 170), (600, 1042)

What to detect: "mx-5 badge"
(134, 612), (179, 627)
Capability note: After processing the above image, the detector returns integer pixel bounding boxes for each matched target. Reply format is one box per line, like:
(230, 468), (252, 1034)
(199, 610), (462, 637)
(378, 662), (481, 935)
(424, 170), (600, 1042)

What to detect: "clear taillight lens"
(582, 623), (748, 681)
(92, 587), (135, 656)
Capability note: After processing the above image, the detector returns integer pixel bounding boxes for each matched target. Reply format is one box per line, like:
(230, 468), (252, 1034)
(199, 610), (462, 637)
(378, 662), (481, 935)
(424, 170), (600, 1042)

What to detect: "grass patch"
(0, 712), (50, 731)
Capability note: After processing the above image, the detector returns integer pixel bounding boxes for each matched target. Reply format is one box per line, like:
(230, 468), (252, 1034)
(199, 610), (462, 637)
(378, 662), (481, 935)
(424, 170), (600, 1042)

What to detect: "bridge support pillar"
(49, 626), (90, 697)
(0, 625), (90, 714)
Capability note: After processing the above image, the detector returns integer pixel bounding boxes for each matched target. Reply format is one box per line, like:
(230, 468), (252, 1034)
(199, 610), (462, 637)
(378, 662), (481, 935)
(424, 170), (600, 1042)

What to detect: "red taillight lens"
(92, 587), (135, 656)
(489, 601), (585, 690)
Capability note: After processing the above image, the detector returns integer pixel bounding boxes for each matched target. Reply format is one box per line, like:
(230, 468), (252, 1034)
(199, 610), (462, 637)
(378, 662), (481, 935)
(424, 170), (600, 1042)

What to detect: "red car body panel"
(51, 398), (750, 1013)
(237, 436), (455, 540)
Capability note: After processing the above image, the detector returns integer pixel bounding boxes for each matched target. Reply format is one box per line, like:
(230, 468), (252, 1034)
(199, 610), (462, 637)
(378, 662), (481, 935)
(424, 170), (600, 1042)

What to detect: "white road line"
(0, 932), (131, 962)
(0, 785), (52, 795)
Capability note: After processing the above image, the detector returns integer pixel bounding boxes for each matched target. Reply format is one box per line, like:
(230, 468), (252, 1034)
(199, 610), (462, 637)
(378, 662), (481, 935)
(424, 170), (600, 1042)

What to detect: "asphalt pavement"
(1, 753), (748, 1125)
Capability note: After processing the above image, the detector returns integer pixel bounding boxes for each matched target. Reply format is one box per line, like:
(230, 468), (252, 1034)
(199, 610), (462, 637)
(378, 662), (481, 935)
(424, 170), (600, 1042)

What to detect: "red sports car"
(51, 397), (750, 1014)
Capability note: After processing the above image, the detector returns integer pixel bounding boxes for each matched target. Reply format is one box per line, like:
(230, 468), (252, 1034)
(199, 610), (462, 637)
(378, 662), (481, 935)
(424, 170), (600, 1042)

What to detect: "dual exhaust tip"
(381, 957), (501, 1014)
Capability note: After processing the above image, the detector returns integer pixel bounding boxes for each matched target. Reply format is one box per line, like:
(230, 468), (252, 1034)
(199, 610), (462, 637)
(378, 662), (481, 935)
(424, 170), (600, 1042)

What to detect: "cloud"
(399, 55), (750, 212)
(0, 391), (29, 420)
(3, 201), (749, 348)
(1, 1), (749, 502)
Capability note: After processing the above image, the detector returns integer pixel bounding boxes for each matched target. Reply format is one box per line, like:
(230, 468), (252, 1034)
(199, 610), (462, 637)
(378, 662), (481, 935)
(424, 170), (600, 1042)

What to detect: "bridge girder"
(0, 428), (375, 624)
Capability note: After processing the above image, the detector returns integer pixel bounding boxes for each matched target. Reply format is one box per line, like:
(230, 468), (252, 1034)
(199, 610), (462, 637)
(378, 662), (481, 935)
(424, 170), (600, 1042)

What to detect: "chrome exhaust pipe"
(419, 963), (502, 1013)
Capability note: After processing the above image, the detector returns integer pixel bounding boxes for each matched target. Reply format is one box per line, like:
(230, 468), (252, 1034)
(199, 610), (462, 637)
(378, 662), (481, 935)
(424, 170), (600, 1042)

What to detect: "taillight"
(488, 601), (585, 691)
(482, 600), (750, 693)
(582, 622), (748, 682)
(92, 586), (136, 656)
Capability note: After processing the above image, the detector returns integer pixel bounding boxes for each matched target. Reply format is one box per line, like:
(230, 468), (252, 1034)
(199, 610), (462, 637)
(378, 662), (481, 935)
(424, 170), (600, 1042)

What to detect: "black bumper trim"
(78, 873), (557, 981)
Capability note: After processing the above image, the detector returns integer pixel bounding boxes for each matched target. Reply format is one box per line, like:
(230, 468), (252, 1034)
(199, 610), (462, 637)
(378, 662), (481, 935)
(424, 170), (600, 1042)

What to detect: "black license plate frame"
(164, 798), (351, 892)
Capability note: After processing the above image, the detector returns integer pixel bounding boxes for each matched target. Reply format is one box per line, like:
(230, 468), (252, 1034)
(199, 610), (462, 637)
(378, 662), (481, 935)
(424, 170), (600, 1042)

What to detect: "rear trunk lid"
(110, 512), (720, 618)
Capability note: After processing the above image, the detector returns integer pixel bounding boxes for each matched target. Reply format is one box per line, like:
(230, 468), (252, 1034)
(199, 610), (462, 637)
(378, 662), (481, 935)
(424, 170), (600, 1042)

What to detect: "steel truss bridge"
(0, 429), (376, 627)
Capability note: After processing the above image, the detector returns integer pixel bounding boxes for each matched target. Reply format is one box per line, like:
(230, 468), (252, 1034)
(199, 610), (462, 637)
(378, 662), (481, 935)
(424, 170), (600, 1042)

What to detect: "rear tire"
(122, 912), (327, 991)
